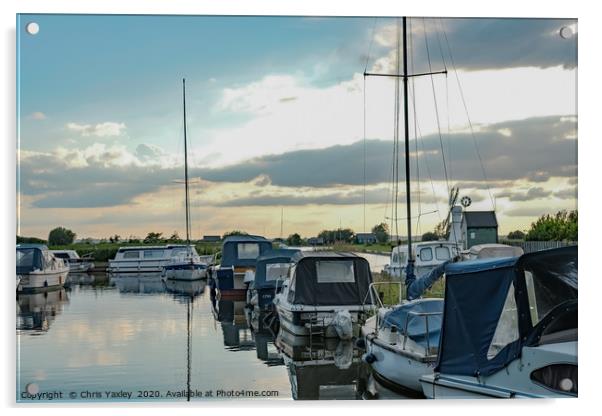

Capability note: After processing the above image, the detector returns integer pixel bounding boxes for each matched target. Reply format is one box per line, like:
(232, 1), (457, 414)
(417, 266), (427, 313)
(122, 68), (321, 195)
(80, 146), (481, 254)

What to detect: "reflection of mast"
(186, 297), (192, 401)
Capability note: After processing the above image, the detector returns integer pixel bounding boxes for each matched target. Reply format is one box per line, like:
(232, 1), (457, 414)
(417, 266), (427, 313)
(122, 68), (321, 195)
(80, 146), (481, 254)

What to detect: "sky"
(16, 14), (578, 240)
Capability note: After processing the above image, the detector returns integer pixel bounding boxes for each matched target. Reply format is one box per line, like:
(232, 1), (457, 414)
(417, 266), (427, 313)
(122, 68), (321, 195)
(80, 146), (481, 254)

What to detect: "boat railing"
(364, 281), (405, 309)
(402, 310), (442, 357)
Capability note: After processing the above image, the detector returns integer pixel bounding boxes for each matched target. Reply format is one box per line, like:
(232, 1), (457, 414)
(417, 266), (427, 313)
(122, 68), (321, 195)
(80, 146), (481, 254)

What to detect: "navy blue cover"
(253, 249), (300, 290)
(435, 246), (578, 377)
(382, 298), (444, 349)
(16, 244), (47, 274)
(220, 235), (272, 268)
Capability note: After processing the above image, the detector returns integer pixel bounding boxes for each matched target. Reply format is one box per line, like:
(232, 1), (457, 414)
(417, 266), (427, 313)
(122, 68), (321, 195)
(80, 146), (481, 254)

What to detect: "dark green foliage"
(371, 222), (390, 243)
(48, 227), (76, 246)
(526, 210), (577, 241)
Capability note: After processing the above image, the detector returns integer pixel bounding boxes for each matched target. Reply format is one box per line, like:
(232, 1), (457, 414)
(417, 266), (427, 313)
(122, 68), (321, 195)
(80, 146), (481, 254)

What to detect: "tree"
(222, 230), (249, 239)
(318, 228), (355, 244)
(507, 230), (526, 240)
(286, 233), (303, 246)
(143, 232), (163, 244)
(526, 210), (577, 241)
(17, 236), (47, 244)
(168, 231), (181, 243)
(371, 223), (390, 244)
(48, 227), (76, 246)
(421, 231), (439, 241)
(109, 234), (121, 243)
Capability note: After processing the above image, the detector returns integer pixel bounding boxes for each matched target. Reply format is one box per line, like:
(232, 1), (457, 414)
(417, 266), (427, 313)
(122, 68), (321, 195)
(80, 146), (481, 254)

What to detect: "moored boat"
(274, 251), (374, 339)
(419, 246), (577, 398)
(50, 249), (95, 273)
(17, 244), (69, 292)
(108, 245), (201, 274)
(213, 235), (273, 298)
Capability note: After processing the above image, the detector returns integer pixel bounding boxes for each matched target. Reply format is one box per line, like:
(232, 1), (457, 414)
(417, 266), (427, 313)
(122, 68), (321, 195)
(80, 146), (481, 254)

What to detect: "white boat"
(420, 246), (577, 398)
(108, 244), (202, 274)
(50, 249), (95, 273)
(16, 244), (69, 292)
(461, 243), (524, 260)
(384, 241), (458, 280)
(162, 78), (207, 281)
(274, 251), (374, 339)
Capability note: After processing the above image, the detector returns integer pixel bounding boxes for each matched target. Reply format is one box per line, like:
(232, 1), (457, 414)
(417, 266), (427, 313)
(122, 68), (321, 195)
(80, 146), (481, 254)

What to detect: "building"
(461, 211), (499, 249)
(356, 233), (377, 244)
(202, 235), (221, 243)
(307, 237), (325, 246)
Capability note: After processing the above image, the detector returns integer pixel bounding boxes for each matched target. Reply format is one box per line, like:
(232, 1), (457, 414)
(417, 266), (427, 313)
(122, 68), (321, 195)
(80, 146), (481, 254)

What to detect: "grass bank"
(372, 272), (445, 305)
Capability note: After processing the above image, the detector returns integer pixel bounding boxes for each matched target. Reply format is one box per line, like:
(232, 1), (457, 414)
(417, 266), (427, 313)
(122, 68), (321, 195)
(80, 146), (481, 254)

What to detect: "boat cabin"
(248, 248), (300, 309)
(17, 244), (60, 274)
(386, 241), (458, 279)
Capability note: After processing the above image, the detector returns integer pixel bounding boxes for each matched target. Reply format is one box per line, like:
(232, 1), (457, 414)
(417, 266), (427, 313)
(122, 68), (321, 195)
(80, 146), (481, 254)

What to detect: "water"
(16, 273), (409, 402)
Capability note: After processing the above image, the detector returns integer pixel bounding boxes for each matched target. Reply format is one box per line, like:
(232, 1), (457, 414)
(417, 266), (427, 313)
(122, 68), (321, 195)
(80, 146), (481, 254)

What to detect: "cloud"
(66, 121), (127, 137)
(370, 18), (577, 73)
(554, 187), (577, 200)
(496, 187), (552, 202)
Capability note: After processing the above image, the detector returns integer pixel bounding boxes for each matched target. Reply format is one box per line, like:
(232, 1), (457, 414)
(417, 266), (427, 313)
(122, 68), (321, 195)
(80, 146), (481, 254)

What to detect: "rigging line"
(435, 18), (453, 184)
(423, 17), (451, 198)
(439, 18), (495, 210)
(391, 17), (402, 241)
(363, 17), (379, 74)
(363, 75), (367, 233)
(409, 19), (422, 237)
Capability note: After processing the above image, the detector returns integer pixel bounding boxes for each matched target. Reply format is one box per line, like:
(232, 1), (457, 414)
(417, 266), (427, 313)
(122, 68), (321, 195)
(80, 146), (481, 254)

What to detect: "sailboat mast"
(402, 17), (415, 278)
(182, 78), (191, 245)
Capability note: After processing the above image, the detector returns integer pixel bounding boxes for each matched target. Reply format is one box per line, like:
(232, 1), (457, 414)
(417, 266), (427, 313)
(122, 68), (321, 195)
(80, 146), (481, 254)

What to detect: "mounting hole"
(26, 22), (40, 35)
(26, 383), (39, 395)
(559, 26), (574, 39)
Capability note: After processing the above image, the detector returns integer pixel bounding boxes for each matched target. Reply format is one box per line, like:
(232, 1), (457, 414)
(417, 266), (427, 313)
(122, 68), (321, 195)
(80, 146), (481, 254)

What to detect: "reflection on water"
(17, 273), (407, 402)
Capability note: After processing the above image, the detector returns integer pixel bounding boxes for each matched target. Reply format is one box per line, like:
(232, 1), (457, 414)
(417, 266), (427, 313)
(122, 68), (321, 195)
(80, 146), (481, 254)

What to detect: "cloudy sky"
(17, 15), (577, 240)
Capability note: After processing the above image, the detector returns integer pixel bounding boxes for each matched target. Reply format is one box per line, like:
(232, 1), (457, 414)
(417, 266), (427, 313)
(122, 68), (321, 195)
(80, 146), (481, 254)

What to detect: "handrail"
(402, 310), (443, 356)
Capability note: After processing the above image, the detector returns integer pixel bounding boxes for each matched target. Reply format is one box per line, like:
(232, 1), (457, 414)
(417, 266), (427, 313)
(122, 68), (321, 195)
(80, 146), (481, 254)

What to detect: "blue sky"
(17, 15), (577, 239)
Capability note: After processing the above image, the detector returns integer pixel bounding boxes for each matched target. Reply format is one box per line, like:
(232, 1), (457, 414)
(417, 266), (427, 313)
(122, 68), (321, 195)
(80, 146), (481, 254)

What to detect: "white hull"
(17, 269), (69, 292)
(275, 302), (364, 338)
(162, 267), (206, 281)
(366, 334), (434, 393)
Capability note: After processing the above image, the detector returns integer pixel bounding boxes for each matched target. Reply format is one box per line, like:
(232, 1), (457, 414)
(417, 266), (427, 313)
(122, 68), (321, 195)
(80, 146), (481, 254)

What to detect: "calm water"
(16, 272), (408, 402)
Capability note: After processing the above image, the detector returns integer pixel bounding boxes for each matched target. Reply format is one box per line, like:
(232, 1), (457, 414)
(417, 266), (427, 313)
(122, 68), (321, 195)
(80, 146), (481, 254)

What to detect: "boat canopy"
(253, 249), (300, 290)
(466, 243), (524, 259)
(16, 244), (49, 274)
(220, 235), (273, 268)
(381, 298), (444, 350)
(435, 246), (577, 377)
(287, 252), (373, 306)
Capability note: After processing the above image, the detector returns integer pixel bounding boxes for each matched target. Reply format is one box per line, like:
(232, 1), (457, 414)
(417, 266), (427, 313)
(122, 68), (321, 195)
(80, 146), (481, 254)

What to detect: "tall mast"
(183, 78), (191, 245)
(402, 17), (415, 282)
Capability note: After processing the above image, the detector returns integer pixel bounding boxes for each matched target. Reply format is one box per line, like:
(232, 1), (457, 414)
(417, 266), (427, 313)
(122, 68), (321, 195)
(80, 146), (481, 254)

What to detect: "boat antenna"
(364, 16), (447, 291)
(182, 78), (191, 247)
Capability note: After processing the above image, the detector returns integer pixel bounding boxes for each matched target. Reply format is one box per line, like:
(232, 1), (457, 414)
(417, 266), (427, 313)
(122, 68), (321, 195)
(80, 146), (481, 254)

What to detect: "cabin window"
(419, 247), (433, 261)
(487, 283), (519, 359)
(144, 250), (164, 259)
(238, 243), (260, 259)
(435, 246), (451, 261)
(16, 249), (35, 267)
(123, 251), (140, 259)
(316, 260), (355, 283)
(524, 269), (577, 327)
(53, 252), (70, 259)
(266, 263), (291, 281)
(392, 253), (399, 264)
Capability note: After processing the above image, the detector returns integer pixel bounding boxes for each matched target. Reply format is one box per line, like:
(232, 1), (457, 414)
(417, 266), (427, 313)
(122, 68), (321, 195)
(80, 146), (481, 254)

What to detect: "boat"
(108, 244), (202, 274)
(211, 298), (255, 350)
(16, 244), (69, 292)
(50, 249), (95, 273)
(461, 243), (524, 260)
(163, 79), (207, 281)
(275, 330), (365, 400)
(420, 246), (577, 398)
(384, 240), (458, 280)
(274, 251), (374, 339)
(246, 248), (300, 311)
(213, 234), (273, 298)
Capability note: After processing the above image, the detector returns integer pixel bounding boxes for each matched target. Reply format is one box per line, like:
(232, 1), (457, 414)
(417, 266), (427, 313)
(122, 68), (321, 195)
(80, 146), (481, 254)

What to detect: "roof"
(291, 251), (361, 262)
(222, 234), (270, 244)
(17, 244), (48, 250)
(445, 256), (517, 275)
(257, 248), (300, 262)
(462, 211), (498, 228)
(356, 233), (376, 238)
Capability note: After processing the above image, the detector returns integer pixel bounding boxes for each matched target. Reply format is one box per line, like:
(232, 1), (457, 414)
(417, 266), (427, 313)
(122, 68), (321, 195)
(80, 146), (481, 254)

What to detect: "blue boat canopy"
(16, 244), (49, 274)
(435, 246), (578, 377)
(252, 249), (300, 290)
(220, 235), (273, 268)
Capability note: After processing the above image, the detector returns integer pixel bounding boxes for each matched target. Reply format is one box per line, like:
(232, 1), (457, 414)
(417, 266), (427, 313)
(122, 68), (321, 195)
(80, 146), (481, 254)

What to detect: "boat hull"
(162, 263), (207, 281)
(275, 303), (364, 338)
(365, 333), (434, 394)
(17, 269), (69, 292)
